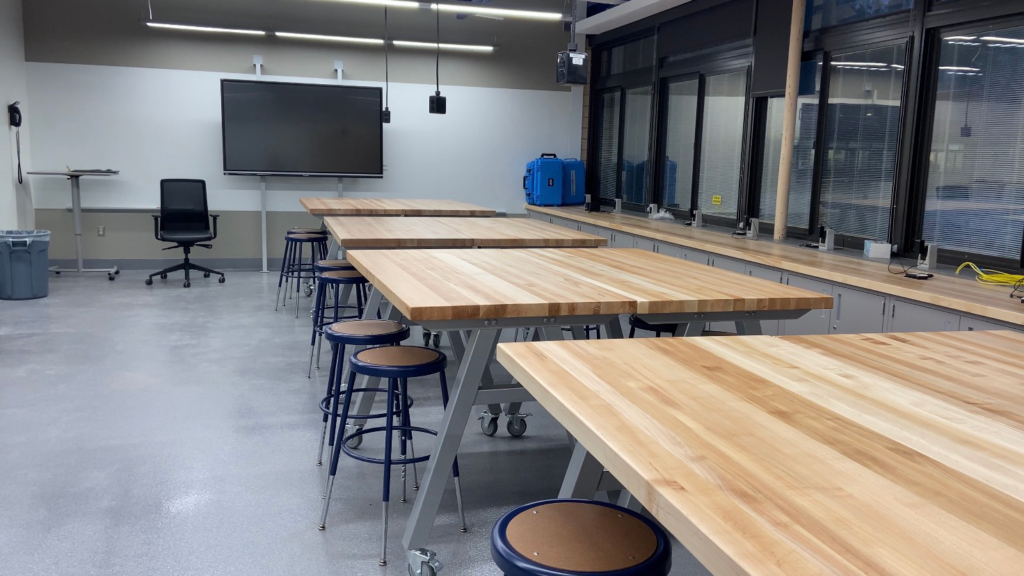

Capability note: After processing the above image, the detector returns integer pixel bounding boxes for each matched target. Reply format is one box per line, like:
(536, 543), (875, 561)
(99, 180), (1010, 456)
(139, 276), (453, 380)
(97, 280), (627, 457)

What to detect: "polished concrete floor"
(0, 271), (708, 576)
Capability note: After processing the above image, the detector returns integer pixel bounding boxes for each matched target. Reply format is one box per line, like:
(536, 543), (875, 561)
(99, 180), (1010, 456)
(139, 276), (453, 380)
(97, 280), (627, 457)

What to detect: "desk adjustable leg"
(50, 176), (119, 281)
(403, 328), (500, 574)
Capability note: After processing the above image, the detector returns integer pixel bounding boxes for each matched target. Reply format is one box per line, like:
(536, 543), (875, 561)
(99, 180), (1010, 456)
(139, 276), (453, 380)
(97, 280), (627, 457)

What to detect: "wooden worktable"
(301, 198), (496, 216)
(527, 205), (1024, 326)
(324, 217), (607, 249)
(346, 248), (832, 322)
(497, 330), (1024, 575)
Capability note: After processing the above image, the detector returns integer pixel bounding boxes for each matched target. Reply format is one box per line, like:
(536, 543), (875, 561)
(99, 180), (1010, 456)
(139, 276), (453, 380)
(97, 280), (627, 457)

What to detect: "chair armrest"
(152, 214), (161, 241)
(210, 214), (220, 240)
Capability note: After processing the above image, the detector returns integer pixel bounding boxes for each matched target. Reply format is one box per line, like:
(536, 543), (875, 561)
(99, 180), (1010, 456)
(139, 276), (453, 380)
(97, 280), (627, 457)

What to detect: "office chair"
(145, 179), (225, 288)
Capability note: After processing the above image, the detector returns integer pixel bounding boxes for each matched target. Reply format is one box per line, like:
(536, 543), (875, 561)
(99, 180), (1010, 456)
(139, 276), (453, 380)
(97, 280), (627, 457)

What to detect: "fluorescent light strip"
(333, 0), (420, 7)
(430, 2), (562, 20)
(393, 39), (493, 52)
(980, 36), (1024, 44)
(146, 22), (266, 35)
(275, 31), (384, 44)
(831, 61), (889, 67)
(939, 66), (980, 71)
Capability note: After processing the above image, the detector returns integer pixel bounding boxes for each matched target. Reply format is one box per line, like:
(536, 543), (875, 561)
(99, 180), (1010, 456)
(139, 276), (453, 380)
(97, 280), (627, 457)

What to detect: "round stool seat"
(492, 500), (672, 576)
(325, 320), (410, 346)
(288, 227), (328, 235)
(287, 233), (325, 241)
(319, 270), (366, 283)
(350, 346), (447, 379)
(315, 259), (355, 272)
(701, 330), (738, 337)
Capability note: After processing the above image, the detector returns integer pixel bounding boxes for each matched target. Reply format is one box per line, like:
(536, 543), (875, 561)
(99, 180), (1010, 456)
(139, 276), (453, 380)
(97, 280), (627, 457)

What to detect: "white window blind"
(660, 79), (698, 210)
(697, 70), (748, 218)
(621, 86), (653, 206)
(595, 91), (621, 202)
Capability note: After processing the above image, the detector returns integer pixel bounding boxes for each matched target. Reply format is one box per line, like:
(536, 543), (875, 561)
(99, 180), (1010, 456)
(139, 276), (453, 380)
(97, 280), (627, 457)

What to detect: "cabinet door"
(633, 237), (656, 252)
(781, 275), (833, 336)
(888, 300), (960, 333)
(610, 232), (635, 248)
(745, 265), (783, 336)
(579, 223), (602, 237)
(657, 243), (710, 265)
(960, 316), (1024, 333)
(710, 256), (746, 275)
(830, 286), (886, 334)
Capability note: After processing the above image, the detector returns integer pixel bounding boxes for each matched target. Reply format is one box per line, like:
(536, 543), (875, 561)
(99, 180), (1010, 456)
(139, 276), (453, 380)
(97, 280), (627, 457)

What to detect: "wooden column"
(773, 0), (807, 240)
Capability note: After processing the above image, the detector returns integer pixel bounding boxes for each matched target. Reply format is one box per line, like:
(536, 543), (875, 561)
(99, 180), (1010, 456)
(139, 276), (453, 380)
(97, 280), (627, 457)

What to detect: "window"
(600, 37), (656, 76)
(621, 86), (653, 206)
(805, 0), (913, 31)
(697, 70), (748, 218)
(659, 79), (699, 210)
(819, 45), (906, 241)
(594, 91), (621, 202)
(759, 60), (821, 230)
(923, 25), (1024, 262)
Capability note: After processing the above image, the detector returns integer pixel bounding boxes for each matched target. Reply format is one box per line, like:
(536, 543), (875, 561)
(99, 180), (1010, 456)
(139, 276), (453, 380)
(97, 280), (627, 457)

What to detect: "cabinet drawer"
(657, 243), (710, 265)
(710, 256), (746, 275)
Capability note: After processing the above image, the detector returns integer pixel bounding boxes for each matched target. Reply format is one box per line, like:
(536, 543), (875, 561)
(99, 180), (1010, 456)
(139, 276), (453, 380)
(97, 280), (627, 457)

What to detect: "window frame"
(904, 13), (1024, 269)
(653, 73), (701, 216)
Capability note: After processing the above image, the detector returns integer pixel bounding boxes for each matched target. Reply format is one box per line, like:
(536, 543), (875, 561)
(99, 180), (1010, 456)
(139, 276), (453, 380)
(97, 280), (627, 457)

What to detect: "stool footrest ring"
(341, 425), (437, 465)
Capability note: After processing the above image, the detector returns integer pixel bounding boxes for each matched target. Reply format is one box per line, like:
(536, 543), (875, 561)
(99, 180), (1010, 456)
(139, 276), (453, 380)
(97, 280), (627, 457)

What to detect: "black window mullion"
(615, 87), (627, 204)
(690, 74), (707, 217)
(747, 97), (770, 227)
(736, 65), (755, 227)
(808, 52), (831, 235)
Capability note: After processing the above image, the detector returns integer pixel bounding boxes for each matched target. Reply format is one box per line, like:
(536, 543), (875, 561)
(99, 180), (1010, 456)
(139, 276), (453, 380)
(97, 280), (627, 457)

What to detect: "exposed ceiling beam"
(576, 0), (694, 35)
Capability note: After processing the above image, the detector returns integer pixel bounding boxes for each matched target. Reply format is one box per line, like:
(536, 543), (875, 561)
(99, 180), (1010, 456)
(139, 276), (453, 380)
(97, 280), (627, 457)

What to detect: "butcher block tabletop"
(300, 198), (496, 216)
(496, 330), (1024, 576)
(324, 216), (607, 248)
(345, 248), (833, 322)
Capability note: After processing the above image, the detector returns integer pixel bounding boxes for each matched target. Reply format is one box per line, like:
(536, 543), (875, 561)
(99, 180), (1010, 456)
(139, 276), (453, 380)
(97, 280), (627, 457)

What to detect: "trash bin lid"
(0, 230), (51, 243)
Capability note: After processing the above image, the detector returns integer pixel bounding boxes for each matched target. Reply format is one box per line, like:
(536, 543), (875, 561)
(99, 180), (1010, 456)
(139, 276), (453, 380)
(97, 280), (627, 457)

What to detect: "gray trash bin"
(0, 230), (51, 300)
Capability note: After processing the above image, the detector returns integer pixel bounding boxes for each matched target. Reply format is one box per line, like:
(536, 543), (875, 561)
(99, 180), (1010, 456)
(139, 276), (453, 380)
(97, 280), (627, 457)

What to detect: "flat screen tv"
(221, 79), (383, 178)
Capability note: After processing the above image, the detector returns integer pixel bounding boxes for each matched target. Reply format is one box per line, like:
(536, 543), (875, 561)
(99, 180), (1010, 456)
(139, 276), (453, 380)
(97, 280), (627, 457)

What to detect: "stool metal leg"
(380, 377), (397, 566)
(399, 377), (410, 504)
(308, 279), (327, 378)
(319, 368), (356, 530)
(276, 240), (292, 311)
(323, 350), (348, 490)
(317, 342), (342, 466)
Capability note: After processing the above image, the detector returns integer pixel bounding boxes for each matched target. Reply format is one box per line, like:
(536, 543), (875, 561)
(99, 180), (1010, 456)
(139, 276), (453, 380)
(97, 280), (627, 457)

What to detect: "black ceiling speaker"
(429, 7), (446, 114)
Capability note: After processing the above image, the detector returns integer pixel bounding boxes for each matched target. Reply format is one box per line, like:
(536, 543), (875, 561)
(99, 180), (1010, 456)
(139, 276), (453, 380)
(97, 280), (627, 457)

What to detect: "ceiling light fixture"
(393, 40), (493, 52)
(945, 36), (977, 41)
(980, 36), (1024, 44)
(335, 0), (420, 8)
(429, 2), (562, 20)
(146, 22), (266, 35)
(831, 61), (889, 67)
(275, 31), (383, 44)
(939, 66), (981, 71)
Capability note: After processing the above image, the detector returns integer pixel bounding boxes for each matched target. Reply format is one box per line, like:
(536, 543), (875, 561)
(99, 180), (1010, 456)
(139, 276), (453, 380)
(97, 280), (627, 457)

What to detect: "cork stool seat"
(307, 270), (370, 377)
(318, 345), (468, 567)
(492, 500), (672, 576)
(276, 232), (328, 316)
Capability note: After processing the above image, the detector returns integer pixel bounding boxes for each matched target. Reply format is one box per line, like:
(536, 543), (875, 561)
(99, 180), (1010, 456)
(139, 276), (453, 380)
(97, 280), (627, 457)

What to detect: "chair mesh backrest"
(160, 180), (209, 232)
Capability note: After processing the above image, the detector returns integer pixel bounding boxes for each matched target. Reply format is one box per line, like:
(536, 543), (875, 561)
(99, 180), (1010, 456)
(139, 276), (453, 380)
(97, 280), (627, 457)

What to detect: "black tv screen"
(221, 80), (383, 178)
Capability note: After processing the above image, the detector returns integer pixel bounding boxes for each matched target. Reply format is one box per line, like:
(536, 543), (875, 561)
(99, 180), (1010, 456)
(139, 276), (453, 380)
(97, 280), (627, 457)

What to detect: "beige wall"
(1, 0), (33, 229)
(35, 209), (321, 262)
(22, 0), (569, 92)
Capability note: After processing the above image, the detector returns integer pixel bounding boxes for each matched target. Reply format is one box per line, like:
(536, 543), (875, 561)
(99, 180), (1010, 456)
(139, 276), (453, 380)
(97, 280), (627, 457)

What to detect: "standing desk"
(324, 216), (607, 249)
(27, 170), (120, 280)
(343, 247), (834, 574)
(300, 198), (496, 217)
(497, 330), (1024, 575)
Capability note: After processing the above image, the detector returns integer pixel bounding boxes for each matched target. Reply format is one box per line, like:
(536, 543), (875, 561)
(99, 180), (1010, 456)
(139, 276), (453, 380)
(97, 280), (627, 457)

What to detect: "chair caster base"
(459, 527), (467, 533)
(379, 560), (388, 567)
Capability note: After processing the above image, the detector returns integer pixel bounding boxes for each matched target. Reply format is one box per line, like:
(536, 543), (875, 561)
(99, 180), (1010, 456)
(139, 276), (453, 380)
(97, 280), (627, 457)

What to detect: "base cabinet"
(830, 286), (886, 334)
(782, 275), (833, 336)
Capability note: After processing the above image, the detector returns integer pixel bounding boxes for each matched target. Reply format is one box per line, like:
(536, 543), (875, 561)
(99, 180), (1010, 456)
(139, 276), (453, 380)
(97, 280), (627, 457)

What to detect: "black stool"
(307, 270), (370, 377)
(491, 499), (672, 576)
(319, 345), (467, 567)
(276, 232), (328, 316)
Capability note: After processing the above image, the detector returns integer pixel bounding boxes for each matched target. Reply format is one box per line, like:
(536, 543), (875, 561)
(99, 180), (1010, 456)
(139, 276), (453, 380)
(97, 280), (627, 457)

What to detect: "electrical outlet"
(97, 225), (105, 237)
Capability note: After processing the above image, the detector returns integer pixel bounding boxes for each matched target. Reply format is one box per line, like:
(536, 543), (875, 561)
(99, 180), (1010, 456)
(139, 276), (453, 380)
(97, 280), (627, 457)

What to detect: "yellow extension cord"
(956, 262), (1024, 295)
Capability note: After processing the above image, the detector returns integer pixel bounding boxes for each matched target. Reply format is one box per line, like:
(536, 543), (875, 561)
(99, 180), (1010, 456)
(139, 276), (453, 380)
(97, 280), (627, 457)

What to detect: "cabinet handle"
(835, 293), (842, 321)
(891, 303), (896, 318)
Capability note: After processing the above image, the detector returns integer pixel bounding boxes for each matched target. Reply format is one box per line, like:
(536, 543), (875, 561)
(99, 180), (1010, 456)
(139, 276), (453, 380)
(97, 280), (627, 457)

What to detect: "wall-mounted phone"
(8, 101), (22, 184)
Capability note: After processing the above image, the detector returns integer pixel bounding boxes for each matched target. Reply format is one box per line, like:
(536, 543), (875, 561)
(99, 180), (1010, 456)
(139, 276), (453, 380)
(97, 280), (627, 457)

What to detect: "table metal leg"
(403, 328), (501, 571)
(558, 441), (605, 499)
(49, 176), (119, 279)
(681, 322), (705, 337)
(604, 317), (624, 340)
(736, 320), (764, 335)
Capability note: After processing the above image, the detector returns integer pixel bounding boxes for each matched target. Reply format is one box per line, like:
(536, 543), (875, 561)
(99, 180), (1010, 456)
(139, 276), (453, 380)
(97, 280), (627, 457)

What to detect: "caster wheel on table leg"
(345, 433), (363, 450)
(184, 281), (191, 288)
(409, 565), (437, 576)
(108, 274), (115, 281)
(160, 273), (167, 280)
(432, 332), (441, 348)
(304, 284), (314, 297)
(54, 271), (60, 275)
(203, 271), (211, 278)
(422, 332), (430, 347)
(145, 278), (153, 286)
(480, 416), (498, 437)
(114, 269), (120, 275)
(218, 276), (226, 283)
(507, 417), (528, 437)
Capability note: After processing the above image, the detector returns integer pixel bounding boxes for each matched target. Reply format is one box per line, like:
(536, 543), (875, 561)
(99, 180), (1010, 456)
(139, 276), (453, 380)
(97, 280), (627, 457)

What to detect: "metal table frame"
(338, 287), (814, 575)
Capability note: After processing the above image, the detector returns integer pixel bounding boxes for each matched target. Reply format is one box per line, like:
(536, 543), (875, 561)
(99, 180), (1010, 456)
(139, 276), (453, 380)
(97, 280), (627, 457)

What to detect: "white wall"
(26, 63), (575, 214)
(0, 0), (33, 229)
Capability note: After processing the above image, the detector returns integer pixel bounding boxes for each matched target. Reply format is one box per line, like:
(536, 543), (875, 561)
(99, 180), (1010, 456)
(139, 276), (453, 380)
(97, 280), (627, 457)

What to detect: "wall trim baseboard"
(50, 258), (278, 271)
